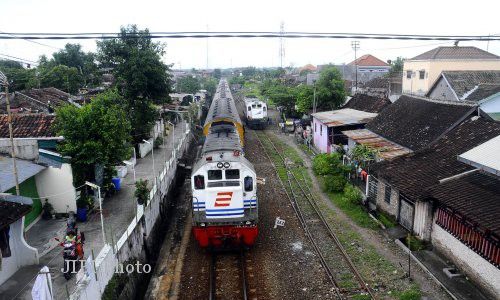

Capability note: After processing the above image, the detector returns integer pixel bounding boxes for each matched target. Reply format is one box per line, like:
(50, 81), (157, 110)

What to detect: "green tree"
(40, 65), (83, 93)
(177, 76), (200, 94)
(316, 66), (346, 110)
(294, 84), (314, 113)
(55, 90), (131, 187)
(0, 60), (37, 91)
(213, 69), (221, 79)
(242, 66), (257, 78)
(52, 43), (99, 86)
(389, 57), (404, 76)
(97, 25), (172, 103)
(200, 77), (218, 97)
(97, 25), (172, 143)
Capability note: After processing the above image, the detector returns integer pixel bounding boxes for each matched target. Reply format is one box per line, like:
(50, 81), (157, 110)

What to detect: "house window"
(320, 125), (322, 136)
(406, 70), (412, 79)
(314, 123), (317, 132)
(419, 70), (425, 80)
(384, 186), (391, 204)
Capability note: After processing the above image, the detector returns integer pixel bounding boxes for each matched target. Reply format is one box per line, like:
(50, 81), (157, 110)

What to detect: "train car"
(203, 79), (245, 145)
(244, 97), (268, 129)
(191, 80), (258, 248)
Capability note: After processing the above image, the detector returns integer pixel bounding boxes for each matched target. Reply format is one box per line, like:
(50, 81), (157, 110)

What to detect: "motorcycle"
(55, 231), (85, 280)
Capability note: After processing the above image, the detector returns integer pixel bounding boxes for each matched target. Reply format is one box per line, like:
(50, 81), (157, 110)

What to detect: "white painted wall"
(0, 139), (38, 160)
(0, 217), (39, 286)
(432, 221), (500, 297)
(35, 163), (77, 213)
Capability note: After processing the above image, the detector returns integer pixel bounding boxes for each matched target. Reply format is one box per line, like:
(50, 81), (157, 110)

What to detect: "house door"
(398, 196), (414, 231)
(367, 177), (378, 210)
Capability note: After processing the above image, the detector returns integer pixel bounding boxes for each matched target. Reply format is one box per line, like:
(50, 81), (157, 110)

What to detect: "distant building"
(426, 70), (500, 120)
(311, 108), (378, 153)
(402, 46), (500, 96)
(0, 87), (77, 114)
(342, 93), (392, 113)
(328, 54), (391, 92)
(357, 74), (403, 102)
(348, 54), (390, 76)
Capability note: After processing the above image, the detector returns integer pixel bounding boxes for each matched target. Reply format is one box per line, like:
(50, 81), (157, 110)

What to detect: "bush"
(343, 184), (362, 204)
(134, 179), (149, 205)
(324, 174), (346, 193)
(312, 152), (344, 176)
(154, 136), (163, 149)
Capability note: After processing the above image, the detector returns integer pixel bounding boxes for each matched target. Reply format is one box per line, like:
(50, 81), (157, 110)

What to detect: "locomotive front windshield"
(225, 169), (240, 179)
(208, 170), (222, 180)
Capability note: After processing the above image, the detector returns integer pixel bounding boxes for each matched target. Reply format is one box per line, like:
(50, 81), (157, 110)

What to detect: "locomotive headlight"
(217, 162), (223, 169)
(223, 162), (230, 169)
(200, 223), (206, 227)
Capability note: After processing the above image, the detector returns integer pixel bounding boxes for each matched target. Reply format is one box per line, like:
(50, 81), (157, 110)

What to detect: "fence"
(70, 123), (191, 299)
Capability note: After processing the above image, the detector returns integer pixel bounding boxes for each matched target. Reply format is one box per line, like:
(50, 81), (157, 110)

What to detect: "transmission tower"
(351, 40), (360, 92)
(279, 22), (285, 68)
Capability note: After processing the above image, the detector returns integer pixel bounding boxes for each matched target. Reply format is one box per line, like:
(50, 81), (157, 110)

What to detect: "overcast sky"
(1, 0), (499, 69)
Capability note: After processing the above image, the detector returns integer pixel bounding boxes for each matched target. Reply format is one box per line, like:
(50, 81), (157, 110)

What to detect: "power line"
(0, 30), (62, 50)
(0, 31), (498, 41)
(0, 53), (39, 66)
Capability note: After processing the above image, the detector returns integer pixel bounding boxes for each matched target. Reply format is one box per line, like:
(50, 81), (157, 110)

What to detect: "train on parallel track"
(191, 79), (258, 248)
(243, 97), (268, 129)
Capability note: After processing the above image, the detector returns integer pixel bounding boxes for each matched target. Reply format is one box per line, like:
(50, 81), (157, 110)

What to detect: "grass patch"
(395, 284), (422, 300)
(298, 143), (315, 157)
(405, 235), (427, 251)
(324, 185), (378, 230)
(378, 211), (397, 228)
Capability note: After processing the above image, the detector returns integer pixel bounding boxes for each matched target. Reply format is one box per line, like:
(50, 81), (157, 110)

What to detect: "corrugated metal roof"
(0, 156), (46, 192)
(458, 135), (500, 175)
(342, 129), (412, 160)
(311, 108), (378, 127)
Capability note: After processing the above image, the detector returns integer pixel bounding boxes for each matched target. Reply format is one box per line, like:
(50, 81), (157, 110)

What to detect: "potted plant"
(76, 195), (90, 222)
(135, 179), (149, 205)
(42, 199), (54, 220)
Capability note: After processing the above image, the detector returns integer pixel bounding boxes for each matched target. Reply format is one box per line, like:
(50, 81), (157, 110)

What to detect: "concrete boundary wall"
(432, 221), (500, 297)
(70, 123), (191, 299)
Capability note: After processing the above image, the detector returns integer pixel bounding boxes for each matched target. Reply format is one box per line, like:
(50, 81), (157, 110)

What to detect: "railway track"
(209, 250), (248, 300)
(254, 129), (375, 300)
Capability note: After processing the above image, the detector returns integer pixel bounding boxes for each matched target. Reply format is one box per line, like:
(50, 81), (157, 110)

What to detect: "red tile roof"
(349, 54), (389, 67)
(0, 114), (57, 138)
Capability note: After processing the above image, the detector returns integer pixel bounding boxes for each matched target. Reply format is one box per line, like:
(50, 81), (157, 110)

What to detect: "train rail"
(254, 130), (375, 300)
(209, 250), (248, 300)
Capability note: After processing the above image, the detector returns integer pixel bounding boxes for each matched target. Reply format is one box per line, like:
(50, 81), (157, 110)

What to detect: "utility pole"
(206, 24), (209, 70)
(351, 40), (360, 92)
(279, 22), (285, 69)
(0, 71), (20, 196)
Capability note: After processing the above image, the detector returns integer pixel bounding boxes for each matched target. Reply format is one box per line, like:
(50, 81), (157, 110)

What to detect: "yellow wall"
(402, 60), (500, 95)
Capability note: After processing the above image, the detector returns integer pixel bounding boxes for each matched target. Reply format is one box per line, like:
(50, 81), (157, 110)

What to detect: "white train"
(244, 97), (268, 129)
(191, 79), (258, 248)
